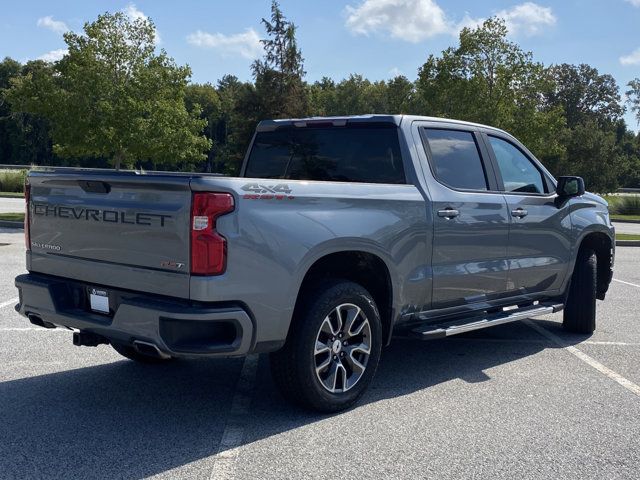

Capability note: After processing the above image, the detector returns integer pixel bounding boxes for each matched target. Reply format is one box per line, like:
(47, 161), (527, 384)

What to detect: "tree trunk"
(113, 151), (124, 170)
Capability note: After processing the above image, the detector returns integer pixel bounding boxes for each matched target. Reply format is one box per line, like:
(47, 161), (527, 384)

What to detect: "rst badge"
(160, 260), (185, 269)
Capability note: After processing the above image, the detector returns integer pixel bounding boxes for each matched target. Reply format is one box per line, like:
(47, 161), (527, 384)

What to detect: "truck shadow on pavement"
(0, 317), (588, 479)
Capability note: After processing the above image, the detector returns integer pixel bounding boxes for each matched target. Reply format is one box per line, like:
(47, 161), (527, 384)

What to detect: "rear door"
(27, 171), (193, 298)
(417, 124), (510, 310)
(482, 133), (572, 295)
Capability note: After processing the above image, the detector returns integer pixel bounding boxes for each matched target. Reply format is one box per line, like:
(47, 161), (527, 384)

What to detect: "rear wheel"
(270, 280), (382, 412)
(563, 248), (597, 334)
(111, 343), (173, 364)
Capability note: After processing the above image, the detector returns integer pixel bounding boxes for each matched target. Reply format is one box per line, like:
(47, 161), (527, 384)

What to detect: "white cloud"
(388, 66), (402, 77)
(454, 13), (484, 32)
(344, 0), (556, 42)
(345, 0), (450, 42)
(452, 2), (556, 37)
(37, 16), (68, 34)
(625, 0), (640, 7)
(37, 48), (68, 62)
(620, 47), (640, 66)
(123, 4), (147, 21)
(186, 29), (263, 59)
(495, 2), (556, 36)
(123, 3), (161, 45)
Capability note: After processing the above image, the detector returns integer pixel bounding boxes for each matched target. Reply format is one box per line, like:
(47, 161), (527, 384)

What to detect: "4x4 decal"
(241, 183), (295, 200)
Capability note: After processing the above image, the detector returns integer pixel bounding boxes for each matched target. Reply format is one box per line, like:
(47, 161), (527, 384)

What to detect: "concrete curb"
(0, 220), (23, 229)
(616, 240), (640, 247)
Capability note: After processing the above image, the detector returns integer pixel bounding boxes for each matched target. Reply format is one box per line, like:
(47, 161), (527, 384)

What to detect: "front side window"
(488, 136), (546, 194)
(423, 129), (488, 191)
(244, 126), (405, 184)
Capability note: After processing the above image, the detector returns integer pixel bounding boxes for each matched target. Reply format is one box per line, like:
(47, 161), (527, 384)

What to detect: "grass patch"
(0, 170), (27, 193)
(0, 191), (24, 198)
(611, 214), (640, 222)
(608, 195), (640, 216)
(0, 212), (24, 222)
(616, 233), (640, 241)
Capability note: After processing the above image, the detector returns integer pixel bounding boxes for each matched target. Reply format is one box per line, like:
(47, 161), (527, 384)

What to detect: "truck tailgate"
(27, 171), (192, 298)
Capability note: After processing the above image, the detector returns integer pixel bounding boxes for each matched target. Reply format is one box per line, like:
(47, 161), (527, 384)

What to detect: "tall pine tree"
(251, 0), (307, 119)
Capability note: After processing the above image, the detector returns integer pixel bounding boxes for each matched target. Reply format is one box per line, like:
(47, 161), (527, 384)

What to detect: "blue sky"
(2, 0), (640, 128)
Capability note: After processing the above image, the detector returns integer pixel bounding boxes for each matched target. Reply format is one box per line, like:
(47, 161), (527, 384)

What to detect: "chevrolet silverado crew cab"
(15, 115), (614, 412)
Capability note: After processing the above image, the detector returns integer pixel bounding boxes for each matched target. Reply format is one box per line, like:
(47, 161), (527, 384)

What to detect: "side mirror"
(556, 176), (585, 198)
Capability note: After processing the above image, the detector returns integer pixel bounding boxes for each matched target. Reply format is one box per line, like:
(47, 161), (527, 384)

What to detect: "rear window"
(423, 128), (488, 191)
(244, 126), (406, 184)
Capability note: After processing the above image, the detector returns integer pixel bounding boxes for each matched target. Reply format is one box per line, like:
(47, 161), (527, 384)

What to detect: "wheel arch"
(292, 249), (396, 346)
(575, 230), (614, 300)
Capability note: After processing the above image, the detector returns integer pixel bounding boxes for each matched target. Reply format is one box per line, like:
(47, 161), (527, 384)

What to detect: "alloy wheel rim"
(314, 303), (371, 393)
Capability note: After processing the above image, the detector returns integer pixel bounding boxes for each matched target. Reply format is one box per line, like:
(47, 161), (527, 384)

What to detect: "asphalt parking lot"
(1, 227), (639, 480)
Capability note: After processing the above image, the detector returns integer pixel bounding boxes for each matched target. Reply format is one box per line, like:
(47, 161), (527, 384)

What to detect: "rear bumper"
(15, 273), (254, 358)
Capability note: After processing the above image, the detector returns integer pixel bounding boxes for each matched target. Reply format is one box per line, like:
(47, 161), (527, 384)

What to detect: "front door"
(483, 134), (572, 295)
(419, 126), (510, 310)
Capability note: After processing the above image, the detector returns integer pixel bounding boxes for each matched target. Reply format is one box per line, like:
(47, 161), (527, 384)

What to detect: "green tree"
(333, 74), (376, 115)
(216, 75), (259, 174)
(627, 79), (640, 126)
(251, 0), (307, 119)
(415, 17), (565, 160)
(5, 12), (209, 169)
(386, 75), (415, 113)
(562, 120), (621, 192)
(308, 77), (337, 116)
(185, 83), (221, 171)
(543, 64), (632, 191)
(546, 64), (624, 128)
(0, 58), (54, 165)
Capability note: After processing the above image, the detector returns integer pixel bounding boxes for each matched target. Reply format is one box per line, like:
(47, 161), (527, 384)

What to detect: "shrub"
(0, 170), (28, 193)
(609, 195), (640, 215)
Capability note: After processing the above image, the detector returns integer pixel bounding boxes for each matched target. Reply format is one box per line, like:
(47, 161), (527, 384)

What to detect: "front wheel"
(270, 280), (382, 412)
(563, 248), (597, 334)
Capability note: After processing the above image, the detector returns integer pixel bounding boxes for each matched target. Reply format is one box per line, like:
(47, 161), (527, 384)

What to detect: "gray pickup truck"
(15, 115), (614, 411)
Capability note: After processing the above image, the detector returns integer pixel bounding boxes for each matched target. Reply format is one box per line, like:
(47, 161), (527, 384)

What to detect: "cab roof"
(256, 114), (509, 136)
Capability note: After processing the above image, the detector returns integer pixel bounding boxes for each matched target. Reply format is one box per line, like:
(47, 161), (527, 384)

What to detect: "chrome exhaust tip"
(132, 340), (171, 359)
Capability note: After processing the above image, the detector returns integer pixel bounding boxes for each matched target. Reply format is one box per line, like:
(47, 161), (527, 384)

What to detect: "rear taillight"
(24, 180), (30, 251)
(190, 192), (234, 275)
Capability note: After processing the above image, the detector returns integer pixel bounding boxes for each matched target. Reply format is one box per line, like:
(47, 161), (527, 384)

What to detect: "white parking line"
(445, 337), (640, 347)
(0, 297), (18, 309)
(209, 354), (259, 480)
(524, 320), (640, 398)
(613, 278), (640, 289)
(584, 341), (640, 346)
(0, 328), (67, 332)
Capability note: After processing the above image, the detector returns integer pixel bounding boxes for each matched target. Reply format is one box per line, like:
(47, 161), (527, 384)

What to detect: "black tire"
(270, 280), (382, 412)
(563, 248), (597, 334)
(111, 343), (173, 364)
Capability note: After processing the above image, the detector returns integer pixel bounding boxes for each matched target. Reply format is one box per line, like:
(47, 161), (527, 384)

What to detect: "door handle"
(511, 208), (528, 218)
(437, 208), (460, 219)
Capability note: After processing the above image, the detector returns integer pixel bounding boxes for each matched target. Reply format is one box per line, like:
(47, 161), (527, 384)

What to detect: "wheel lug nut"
(340, 352), (345, 357)
(333, 355), (337, 360)
(343, 341), (347, 346)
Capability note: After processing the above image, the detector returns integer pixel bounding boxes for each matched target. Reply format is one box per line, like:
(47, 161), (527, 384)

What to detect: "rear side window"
(423, 129), (488, 191)
(244, 126), (405, 184)
(488, 136), (546, 194)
